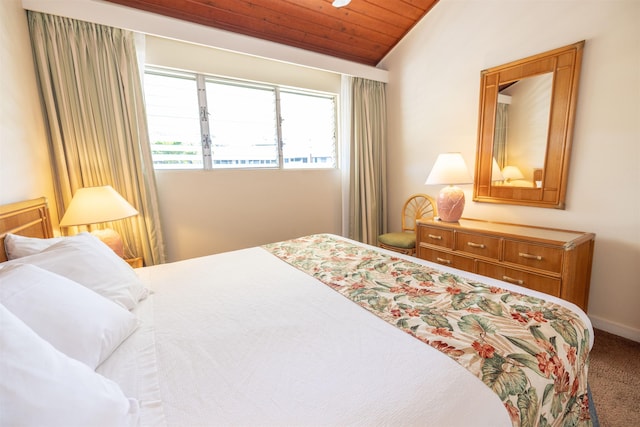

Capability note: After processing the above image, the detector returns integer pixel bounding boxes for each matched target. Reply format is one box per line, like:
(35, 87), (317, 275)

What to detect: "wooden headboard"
(0, 197), (54, 262)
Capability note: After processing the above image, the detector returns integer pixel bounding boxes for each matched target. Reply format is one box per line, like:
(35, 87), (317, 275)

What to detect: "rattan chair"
(377, 194), (437, 256)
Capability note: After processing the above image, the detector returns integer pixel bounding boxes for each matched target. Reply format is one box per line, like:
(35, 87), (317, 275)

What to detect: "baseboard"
(589, 315), (640, 343)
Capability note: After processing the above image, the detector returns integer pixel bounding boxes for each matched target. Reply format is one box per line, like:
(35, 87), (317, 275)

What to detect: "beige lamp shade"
(425, 153), (472, 222)
(425, 153), (473, 186)
(59, 186), (138, 227)
(59, 186), (138, 258)
(502, 165), (525, 181)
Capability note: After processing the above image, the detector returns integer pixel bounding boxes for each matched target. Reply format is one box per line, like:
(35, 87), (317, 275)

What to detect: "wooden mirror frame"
(473, 41), (584, 209)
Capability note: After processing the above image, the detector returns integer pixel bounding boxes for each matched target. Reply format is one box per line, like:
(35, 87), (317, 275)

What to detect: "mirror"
(473, 41), (584, 208)
(492, 73), (552, 188)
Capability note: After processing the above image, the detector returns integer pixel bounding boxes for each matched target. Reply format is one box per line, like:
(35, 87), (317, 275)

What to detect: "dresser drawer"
(476, 262), (561, 297)
(503, 240), (563, 274)
(418, 225), (453, 249)
(455, 232), (501, 260)
(418, 247), (475, 271)
(415, 218), (594, 310)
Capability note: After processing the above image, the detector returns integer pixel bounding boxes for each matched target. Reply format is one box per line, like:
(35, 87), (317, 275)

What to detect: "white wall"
(145, 36), (342, 93)
(0, 0), (56, 216)
(146, 37), (343, 261)
(380, 0), (640, 341)
(156, 169), (342, 261)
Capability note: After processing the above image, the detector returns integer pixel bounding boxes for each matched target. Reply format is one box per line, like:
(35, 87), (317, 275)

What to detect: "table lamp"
(501, 165), (525, 184)
(59, 185), (138, 257)
(425, 152), (472, 222)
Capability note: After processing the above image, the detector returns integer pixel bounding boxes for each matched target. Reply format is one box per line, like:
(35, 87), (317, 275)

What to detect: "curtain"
(345, 77), (388, 245)
(27, 12), (166, 265)
(494, 102), (509, 168)
(339, 76), (353, 238)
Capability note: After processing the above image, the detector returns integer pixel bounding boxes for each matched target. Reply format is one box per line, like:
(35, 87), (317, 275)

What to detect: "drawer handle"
(519, 252), (543, 261)
(436, 257), (451, 265)
(502, 275), (524, 286)
(467, 242), (486, 249)
(428, 234), (442, 240)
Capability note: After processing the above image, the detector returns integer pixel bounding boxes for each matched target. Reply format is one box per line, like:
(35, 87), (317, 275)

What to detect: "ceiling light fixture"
(332, 0), (351, 8)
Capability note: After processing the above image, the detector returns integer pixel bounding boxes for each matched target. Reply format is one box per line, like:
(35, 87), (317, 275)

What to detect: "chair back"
(401, 194), (437, 233)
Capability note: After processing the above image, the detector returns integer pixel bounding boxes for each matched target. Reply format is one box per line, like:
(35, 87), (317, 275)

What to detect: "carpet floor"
(588, 329), (640, 426)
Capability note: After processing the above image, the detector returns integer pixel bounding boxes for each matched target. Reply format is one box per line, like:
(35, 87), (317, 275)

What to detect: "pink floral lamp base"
(436, 186), (465, 222)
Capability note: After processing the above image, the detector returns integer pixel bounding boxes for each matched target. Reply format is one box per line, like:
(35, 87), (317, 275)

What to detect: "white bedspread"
(98, 236), (593, 427)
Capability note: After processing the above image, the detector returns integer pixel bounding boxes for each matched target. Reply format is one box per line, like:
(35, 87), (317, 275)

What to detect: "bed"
(0, 198), (595, 427)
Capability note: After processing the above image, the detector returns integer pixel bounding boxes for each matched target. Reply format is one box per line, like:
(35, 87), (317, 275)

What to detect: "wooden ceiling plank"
(103, 0), (439, 66)
(351, 4), (419, 28)
(110, 0), (387, 61)
(193, 0), (401, 52)
(207, 4), (388, 62)
(197, 1), (384, 64)
(233, 1), (396, 52)
(366, 0), (437, 20)
(276, 0), (409, 36)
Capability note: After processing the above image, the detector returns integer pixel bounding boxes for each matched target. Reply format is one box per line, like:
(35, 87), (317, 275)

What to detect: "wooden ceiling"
(104, 0), (439, 66)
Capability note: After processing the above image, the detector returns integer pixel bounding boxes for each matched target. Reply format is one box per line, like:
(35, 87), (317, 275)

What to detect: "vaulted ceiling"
(103, 0), (439, 66)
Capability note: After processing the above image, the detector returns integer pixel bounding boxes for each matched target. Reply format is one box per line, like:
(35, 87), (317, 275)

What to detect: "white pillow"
(5, 232), (148, 310)
(4, 233), (66, 259)
(0, 304), (139, 427)
(0, 263), (139, 369)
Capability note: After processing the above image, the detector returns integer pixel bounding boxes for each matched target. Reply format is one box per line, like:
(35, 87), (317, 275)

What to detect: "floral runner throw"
(263, 234), (591, 427)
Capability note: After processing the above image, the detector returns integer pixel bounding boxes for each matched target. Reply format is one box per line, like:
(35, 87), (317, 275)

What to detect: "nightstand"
(124, 257), (143, 268)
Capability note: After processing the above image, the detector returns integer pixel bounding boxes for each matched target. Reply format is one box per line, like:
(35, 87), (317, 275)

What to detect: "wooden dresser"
(416, 218), (595, 311)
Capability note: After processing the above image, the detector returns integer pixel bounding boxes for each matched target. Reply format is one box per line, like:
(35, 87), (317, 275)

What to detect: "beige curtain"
(494, 103), (509, 168)
(346, 77), (388, 245)
(27, 12), (166, 265)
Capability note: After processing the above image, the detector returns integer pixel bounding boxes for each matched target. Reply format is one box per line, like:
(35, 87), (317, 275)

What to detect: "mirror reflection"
(473, 40), (584, 209)
(491, 72), (552, 188)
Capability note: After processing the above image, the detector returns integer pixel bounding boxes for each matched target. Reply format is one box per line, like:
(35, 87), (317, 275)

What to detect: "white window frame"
(144, 66), (338, 170)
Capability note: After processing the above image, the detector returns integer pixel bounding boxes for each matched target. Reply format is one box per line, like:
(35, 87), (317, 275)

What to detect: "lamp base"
(436, 186), (465, 222)
(91, 228), (125, 258)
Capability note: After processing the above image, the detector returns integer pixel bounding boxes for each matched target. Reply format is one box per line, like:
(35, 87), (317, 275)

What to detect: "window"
(144, 71), (202, 169)
(144, 68), (337, 170)
(280, 90), (336, 168)
(206, 79), (278, 169)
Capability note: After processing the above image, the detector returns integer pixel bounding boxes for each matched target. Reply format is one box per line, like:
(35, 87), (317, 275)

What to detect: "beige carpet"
(589, 329), (640, 426)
